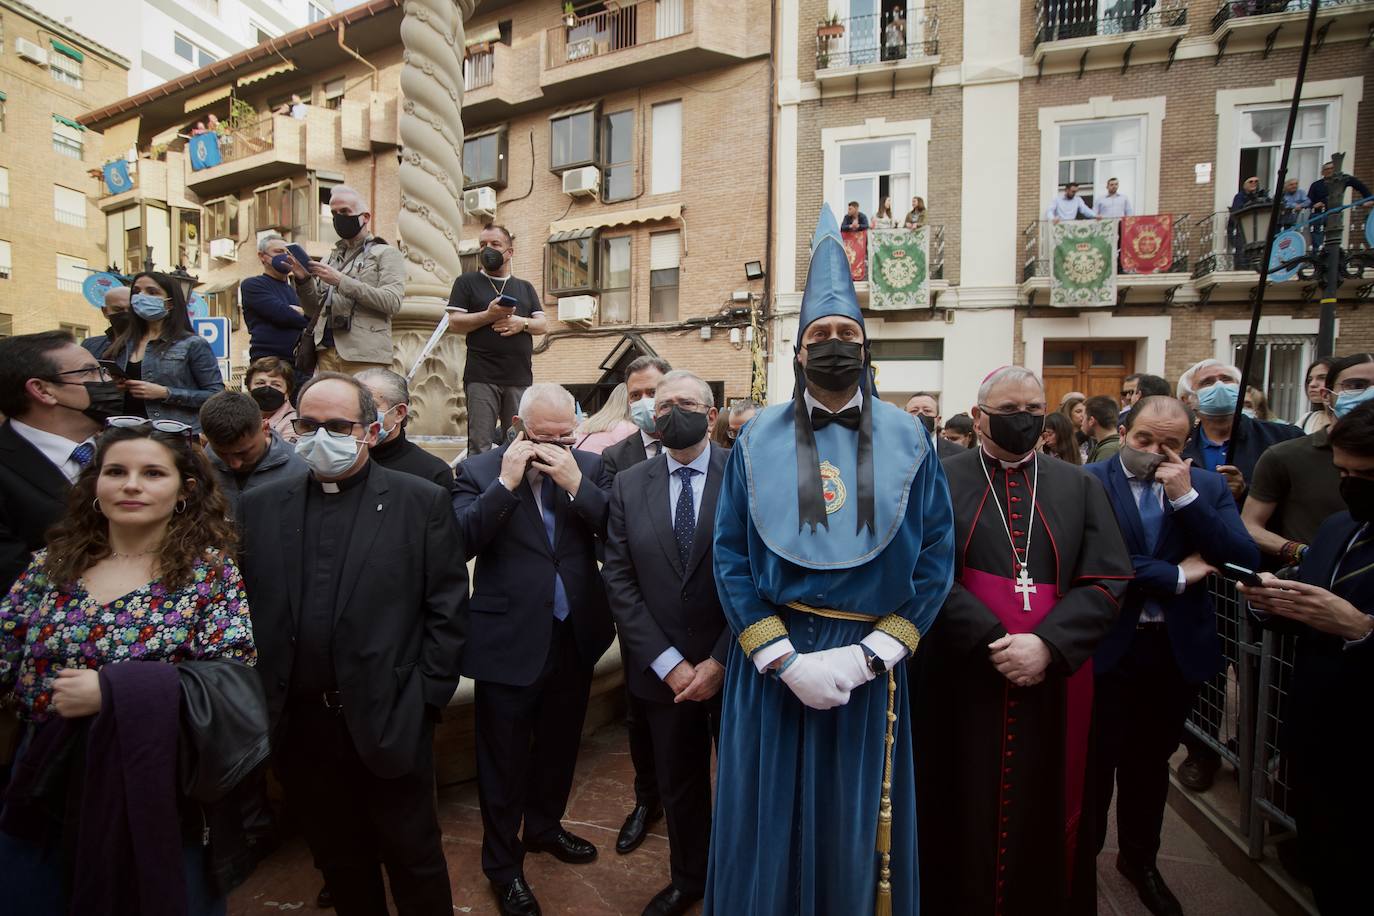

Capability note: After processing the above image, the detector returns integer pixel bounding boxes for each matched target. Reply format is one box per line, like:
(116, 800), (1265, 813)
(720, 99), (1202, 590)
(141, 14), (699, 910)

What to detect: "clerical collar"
(315, 458), (371, 494)
(979, 445), (1036, 470)
(803, 388), (862, 416)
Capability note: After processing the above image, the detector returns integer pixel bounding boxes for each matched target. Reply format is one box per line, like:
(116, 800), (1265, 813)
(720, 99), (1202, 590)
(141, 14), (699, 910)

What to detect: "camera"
(329, 312), (353, 333)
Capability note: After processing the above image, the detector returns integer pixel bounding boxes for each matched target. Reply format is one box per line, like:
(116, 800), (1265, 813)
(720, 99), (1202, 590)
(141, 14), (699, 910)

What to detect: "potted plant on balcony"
(817, 13), (845, 40)
(563, 2), (577, 28)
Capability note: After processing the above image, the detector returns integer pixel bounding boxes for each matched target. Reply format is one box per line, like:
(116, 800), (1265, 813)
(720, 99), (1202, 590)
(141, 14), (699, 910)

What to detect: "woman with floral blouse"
(0, 418), (255, 915)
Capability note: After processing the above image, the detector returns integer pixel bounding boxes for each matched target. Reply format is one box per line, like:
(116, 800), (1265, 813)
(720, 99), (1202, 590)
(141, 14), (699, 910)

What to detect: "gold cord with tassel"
(875, 669), (896, 916)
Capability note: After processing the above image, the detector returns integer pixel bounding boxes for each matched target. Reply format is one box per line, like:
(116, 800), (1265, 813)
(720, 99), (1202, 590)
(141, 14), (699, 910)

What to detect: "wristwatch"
(861, 644), (886, 676)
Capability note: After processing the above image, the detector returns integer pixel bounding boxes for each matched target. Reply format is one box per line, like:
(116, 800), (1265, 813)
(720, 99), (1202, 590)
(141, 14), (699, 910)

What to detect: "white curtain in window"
(651, 102), (682, 195)
(650, 231), (680, 271)
(57, 253), (88, 281)
(656, 0), (686, 38)
(0, 240), (11, 272)
(54, 185), (85, 217)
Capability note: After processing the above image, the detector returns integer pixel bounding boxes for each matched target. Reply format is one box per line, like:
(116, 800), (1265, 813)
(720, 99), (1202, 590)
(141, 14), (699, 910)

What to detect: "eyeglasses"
(977, 403), (1047, 417)
(292, 416), (365, 438)
(48, 365), (111, 383)
(1332, 379), (1374, 394)
(105, 416), (195, 439)
(655, 399), (708, 416)
(1120, 389), (1135, 398)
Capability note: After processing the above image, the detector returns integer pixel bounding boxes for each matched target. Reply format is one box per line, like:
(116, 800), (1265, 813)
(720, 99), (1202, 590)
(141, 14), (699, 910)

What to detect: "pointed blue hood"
(796, 205), (865, 350)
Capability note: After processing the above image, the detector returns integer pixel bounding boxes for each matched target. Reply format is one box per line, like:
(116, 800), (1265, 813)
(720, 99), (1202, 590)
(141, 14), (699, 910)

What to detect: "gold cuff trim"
(739, 615), (788, 656)
(874, 615), (921, 653)
(785, 601), (880, 623)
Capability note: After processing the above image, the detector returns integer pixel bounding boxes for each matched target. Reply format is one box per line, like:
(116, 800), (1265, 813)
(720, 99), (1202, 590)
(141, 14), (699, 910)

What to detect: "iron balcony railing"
(1021, 214), (1192, 282)
(547, 0), (691, 68)
(815, 8), (940, 70)
(1034, 0), (1188, 45)
(464, 47), (494, 90)
(1192, 199), (1374, 277)
(213, 118), (275, 167)
(1211, 0), (1366, 33)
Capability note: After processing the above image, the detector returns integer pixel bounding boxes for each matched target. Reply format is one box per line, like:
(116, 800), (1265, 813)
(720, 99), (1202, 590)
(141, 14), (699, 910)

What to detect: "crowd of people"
(0, 205), (1369, 916)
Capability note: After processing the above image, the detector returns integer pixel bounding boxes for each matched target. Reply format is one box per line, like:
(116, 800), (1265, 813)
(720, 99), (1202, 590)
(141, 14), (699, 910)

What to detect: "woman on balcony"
(872, 196), (897, 229)
(109, 272), (225, 434)
(904, 195), (927, 229)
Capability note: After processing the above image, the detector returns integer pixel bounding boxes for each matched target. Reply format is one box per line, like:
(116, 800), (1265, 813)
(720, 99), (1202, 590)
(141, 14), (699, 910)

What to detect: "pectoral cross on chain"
(1014, 565), (1037, 613)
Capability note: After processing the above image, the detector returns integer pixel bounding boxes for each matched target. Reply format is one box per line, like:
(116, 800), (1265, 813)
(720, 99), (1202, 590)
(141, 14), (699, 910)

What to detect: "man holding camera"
(447, 224), (547, 454)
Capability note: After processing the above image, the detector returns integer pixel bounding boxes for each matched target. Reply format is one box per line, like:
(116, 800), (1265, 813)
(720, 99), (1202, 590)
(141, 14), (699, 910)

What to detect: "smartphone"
(286, 244), (313, 267)
(1222, 563), (1263, 587)
(497, 293), (520, 308)
(98, 359), (128, 381)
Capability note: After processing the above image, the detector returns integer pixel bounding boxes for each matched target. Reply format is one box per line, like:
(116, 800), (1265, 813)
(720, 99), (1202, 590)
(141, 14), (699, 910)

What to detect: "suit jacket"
(453, 444), (613, 687)
(295, 235), (405, 364)
(598, 430), (651, 487)
(1181, 414), (1303, 490)
(0, 421), (71, 593)
(934, 434), (962, 461)
(602, 445), (730, 703)
(237, 461), (468, 780)
(1084, 457), (1259, 683)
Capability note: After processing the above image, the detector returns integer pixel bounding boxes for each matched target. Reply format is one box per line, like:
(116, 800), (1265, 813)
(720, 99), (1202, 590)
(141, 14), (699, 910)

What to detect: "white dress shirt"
(649, 445), (714, 680)
(640, 429), (663, 459)
(1045, 194), (1096, 221)
(8, 419), (94, 484)
(1095, 193), (1134, 218)
(1120, 456), (1198, 620)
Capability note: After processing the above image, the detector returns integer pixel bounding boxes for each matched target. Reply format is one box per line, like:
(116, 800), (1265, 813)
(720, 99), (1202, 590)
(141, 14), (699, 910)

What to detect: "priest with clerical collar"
(704, 207), (955, 916)
(913, 366), (1132, 916)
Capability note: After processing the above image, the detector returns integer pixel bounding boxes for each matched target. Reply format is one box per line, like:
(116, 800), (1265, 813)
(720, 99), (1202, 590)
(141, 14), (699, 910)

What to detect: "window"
(322, 77), (345, 110)
(547, 228), (596, 295)
(837, 136), (913, 219)
(56, 254), (87, 294)
(52, 116), (84, 159)
(308, 2), (328, 24)
(253, 25), (273, 46)
(0, 167), (8, 207)
(0, 314), (11, 338)
(1238, 103), (1333, 196)
(315, 177), (341, 245)
(1230, 334), (1314, 424)
(649, 231), (680, 322)
(1057, 117), (1142, 208)
(601, 110), (633, 202)
(59, 323), (89, 341)
(204, 196), (239, 241)
(600, 236), (631, 323)
(107, 207), (143, 274)
(463, 127), (508, 189)
(54, 185), (86, 228)
(173, 34), (216, 67)
(0, 94), (6, 132)
(651, 101), (682, 194)
(254, 182), (291, 231)
(868, 339), (944, 360)
(550, 109), (597, 172)
(0, 240), (11, 280)
(177, 209), (200, 268)
(49, 41), (83, 89)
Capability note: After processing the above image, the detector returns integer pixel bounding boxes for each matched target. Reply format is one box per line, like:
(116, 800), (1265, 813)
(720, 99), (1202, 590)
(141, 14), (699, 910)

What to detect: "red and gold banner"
(841, 229), (868, 282)
(1119, 215), (1174, 274)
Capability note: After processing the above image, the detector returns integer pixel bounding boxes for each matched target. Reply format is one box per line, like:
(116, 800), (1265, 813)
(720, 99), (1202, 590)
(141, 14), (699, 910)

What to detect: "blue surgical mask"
(1196, 382), (1239, 417)
(1242, 408), (1256, 419)
(629, 396), (656, 433)
(295, 428), (361, 478)
(1334, 387), (1374, 420)
(270, 253), (293, 274)
(130, 293), (170, 321)
(375, 407), (400, 444)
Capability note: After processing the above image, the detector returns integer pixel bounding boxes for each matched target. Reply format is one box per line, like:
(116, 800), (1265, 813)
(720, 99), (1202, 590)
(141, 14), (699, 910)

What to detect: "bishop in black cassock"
(913, 366), (1131, 916)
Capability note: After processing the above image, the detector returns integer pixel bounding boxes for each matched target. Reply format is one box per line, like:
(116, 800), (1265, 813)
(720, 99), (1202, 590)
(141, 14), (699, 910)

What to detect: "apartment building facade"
(0, 0), (129, 340)
(776, 0), (1373, 422)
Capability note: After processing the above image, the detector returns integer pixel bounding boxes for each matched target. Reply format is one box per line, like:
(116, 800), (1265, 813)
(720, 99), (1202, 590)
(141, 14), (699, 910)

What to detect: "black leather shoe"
(527, 828), (598, 864)
(1176, 753), (1219, 792)
(617, 804), (664, 854)
(491, 876), (541, 916)
(1117, 857), (1183, 916)
(642, 883), (702, 916)
(315, 883), (333, 909)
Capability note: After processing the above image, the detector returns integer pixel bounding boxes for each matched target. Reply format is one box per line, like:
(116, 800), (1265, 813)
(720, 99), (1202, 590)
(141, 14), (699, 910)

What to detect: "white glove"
(813, 644), (875, 692)
(778, 652), (851, 710)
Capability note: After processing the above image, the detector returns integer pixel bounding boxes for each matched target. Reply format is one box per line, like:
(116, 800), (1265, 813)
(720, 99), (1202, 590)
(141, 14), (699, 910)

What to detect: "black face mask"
(803, 339), (865, 392)
(250, 386), (287, 413)
(59, 380), (124, 424)
(985, 411), (1045, 457)
(479, 246), (506, 273)
(1340, 476), (1374, 523)
(915, 413), (936, 434)
(654, 406), (710, 451)
(332, 212), (364, 240)
(108, 312), (132, 336)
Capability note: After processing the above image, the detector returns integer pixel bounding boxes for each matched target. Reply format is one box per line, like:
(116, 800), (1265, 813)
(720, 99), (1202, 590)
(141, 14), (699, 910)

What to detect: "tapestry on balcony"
(841, 229), (867, 282)
(187, 132), (222, 171)
(1051, 219), (1116, 307)
(868, 227), (929, 310)
(1120, 215), (1173, 274)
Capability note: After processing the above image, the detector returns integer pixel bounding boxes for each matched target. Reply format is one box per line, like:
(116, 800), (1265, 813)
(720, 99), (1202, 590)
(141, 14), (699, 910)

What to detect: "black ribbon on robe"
(792, 359), (876, 535)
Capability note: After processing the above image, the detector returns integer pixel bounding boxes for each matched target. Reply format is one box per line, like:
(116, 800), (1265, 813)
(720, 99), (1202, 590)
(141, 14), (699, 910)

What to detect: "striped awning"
(236, 61), (296, 87)
(53, 113), (86, 131)
(184, 83), (233, 113)
(50, 39), (84, 62)
(464, 26), (501, 48)
(548, 203), (682, 235)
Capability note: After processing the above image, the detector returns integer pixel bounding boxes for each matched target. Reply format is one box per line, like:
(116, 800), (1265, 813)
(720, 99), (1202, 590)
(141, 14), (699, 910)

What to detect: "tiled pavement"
(229, 723), (1276, 916)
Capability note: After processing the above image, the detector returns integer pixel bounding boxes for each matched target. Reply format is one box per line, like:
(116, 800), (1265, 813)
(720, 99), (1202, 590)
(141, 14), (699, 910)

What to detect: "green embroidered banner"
(868, 227), (929, 310)
(1050, 220), (1117, 307)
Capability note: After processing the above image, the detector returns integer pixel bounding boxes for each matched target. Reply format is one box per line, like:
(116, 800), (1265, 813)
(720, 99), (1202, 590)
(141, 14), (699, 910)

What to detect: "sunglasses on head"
(105, 416), (196, 439)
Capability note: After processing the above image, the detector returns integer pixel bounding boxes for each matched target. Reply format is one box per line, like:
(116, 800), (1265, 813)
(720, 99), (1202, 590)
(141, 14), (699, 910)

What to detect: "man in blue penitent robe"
(704, 207), (955, 916)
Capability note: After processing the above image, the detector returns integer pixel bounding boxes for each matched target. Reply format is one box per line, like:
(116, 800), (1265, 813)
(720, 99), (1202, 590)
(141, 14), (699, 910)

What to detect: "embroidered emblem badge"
(819, 461), (847, 515)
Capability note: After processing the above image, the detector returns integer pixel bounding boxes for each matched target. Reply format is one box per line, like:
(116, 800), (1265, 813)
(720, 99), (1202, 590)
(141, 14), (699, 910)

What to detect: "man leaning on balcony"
(1045, 181), (1097, 224)
(287, 186), (405, 375)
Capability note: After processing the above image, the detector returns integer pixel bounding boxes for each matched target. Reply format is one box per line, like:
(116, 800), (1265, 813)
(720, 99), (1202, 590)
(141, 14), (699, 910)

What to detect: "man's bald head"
(1123, 395), (1193, 432)
(102, 285), (130, 319)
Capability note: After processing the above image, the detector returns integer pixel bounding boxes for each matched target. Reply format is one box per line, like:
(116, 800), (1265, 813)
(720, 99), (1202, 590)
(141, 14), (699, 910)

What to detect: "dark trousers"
(474, 620), (594, 883)
(464, 382), (525, 454)
(1092, 626), (1201, 869)
(278, 704), (451, 916)
(626, 687), (660, 810)
(641, 694), (719, 897)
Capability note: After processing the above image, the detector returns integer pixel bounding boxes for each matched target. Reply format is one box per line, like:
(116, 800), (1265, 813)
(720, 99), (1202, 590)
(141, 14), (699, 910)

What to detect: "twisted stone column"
(394, 0), (476, 437)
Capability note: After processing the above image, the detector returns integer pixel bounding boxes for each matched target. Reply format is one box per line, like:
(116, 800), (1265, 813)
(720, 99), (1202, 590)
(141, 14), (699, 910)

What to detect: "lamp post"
(168, 265), (199, 302)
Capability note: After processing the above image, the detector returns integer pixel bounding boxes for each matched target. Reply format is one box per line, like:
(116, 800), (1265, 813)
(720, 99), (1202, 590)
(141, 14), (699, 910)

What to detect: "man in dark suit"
(1083, 396), (1259, 916)
(602, 370), (728, 916)
(596, 353), (672, 854)
(453, 382), (614, 916)
(905, 391), (960, 459)
(238, 372), (468, 916)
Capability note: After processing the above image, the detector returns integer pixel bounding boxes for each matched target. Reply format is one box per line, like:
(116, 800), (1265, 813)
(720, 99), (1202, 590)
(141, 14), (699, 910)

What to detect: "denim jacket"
(114, 334), (225, 430)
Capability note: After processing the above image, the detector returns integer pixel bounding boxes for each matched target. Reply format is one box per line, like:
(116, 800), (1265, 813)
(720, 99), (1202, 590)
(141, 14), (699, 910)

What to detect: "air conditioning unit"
(15, 38), (48, 65)
(562, 166), (600, 198)
(209, 238), (237, 262)
(463, 186), (496, 218)
(557, 295), (596, 325)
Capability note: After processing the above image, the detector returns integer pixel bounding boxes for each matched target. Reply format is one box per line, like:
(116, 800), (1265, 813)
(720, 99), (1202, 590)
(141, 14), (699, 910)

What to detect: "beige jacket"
(296, 233), (405, 364)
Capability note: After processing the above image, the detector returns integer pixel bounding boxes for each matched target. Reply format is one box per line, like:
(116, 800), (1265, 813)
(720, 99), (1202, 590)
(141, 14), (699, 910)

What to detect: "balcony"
(842, 225), (949, 309)
(814, 9), (940, 93)
(1020, 215), (1194, 306)
(1210, 0), (1374, 48)
(1032, 0), (1189, 73)
(184, 115), (305, 199)
(462, 39), (544, 124)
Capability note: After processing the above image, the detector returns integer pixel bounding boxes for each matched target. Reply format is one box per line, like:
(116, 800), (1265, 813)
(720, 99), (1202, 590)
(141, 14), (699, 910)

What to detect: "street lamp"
(168, 265), (200, 302)
(1232, 200), (1274, 271)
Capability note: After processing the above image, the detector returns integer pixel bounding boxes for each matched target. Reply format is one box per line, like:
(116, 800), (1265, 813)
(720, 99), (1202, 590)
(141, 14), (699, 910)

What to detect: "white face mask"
(629, 396), (656, 433)
(295, 428), (362, 478)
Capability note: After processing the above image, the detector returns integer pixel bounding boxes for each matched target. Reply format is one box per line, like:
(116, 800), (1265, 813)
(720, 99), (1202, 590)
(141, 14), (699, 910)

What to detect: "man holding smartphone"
(447, 224), (547, 453)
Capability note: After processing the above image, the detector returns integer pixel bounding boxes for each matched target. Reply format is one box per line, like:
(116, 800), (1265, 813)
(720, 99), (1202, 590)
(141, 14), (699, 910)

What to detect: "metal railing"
(1192, 200), (1374, 277)
(213, 118), (275, 166)
(464, 47), (494, 90)
(1034, 0), (1188, 45)
(1021, 214), (1192, 281)
(1211, 0), (1366, 33)
(54, 208), (86, 228)
(815, 9), (940, 70)
(0, 192), (8, 207)
(547, 0), (691, 68)
(56, 278), (83, 294)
